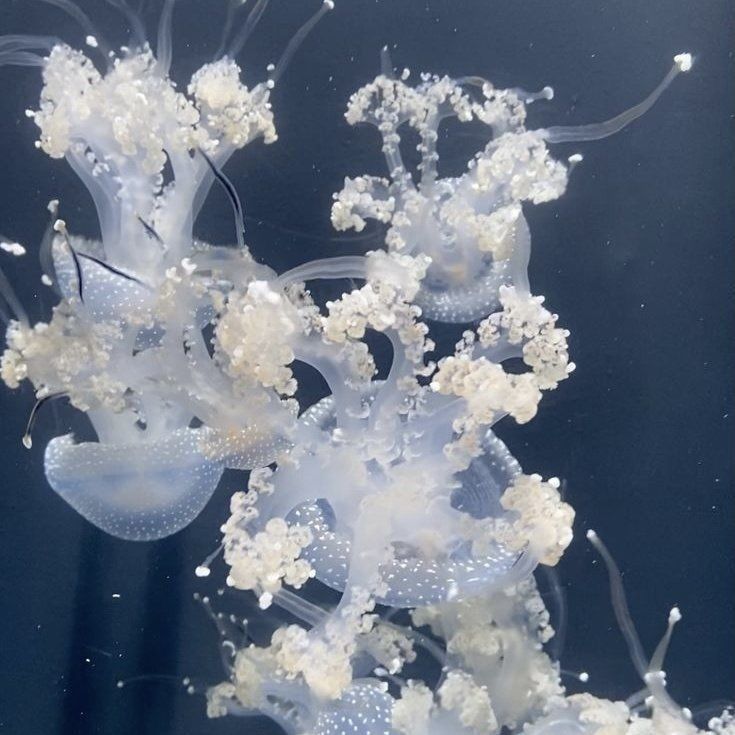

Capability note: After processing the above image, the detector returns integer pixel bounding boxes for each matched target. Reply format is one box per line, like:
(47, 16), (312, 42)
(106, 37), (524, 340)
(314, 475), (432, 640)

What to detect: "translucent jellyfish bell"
(44, 428), (225, 540)
(286, 399), (532, 607)
(311, 681), (395, 735)
(292, 496), (529, 606)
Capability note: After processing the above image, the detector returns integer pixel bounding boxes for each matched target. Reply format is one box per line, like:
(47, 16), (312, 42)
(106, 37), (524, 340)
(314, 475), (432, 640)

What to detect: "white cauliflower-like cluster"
(440, 199), (523, 261)
(222, 488), (314, 609)
(267, 587), (377, 700)
(464, 474), (573, 567)
(431, 353), (542, 466)
(473, 131), (569, 205)
(207, 642), (283, 717)
(480, 285), (574, 390)
(331, 175), (395, 232)
(392, 671), (498, 735)
(32, 45), (276, 177)
(270, 624), (356, 700)
(33, 45), (201, 172)
(362, 621), (416, 675)
(188, 58), (276, 148)
(497, 474), (575, 566)
(438, 670), (498, 733)
(323, 252), (432, 367)
(1, 306), (125, 412)
(391, 681), (434, 735)
(344, 74), (473, 165)
(215, 281), (301, 397)
(432, 285), (574, 464)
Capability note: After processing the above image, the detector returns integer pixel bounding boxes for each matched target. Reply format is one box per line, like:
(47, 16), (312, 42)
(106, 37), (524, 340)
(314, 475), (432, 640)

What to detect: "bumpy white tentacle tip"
(586, 528), (597, 541)
(674, 53), (693, 72)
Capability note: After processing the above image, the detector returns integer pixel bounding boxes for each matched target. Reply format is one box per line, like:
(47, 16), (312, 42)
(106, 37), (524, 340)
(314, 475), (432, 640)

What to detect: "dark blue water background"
(0, 1), (732, 733)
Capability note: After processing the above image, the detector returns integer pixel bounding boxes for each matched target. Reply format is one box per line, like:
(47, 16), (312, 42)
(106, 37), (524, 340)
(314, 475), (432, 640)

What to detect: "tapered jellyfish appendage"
(44, 429), (225, 540)
(539, 53), (693, 145)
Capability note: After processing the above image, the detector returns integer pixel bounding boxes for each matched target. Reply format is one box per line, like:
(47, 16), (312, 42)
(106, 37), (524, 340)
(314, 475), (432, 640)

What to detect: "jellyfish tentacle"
(539, 54), (692, 144)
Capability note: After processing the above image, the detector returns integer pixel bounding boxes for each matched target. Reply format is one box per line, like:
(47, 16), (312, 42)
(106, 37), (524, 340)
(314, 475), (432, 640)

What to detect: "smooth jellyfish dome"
(44, 428), (224, 540)
(312, 681), (395, 735)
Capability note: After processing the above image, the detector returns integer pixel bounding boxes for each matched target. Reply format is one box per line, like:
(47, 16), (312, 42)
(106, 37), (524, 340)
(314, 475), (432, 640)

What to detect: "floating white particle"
(674, 53), (693, 72)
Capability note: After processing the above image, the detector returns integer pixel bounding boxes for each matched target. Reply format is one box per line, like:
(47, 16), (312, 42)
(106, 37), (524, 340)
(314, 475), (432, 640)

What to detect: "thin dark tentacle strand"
(23, 392), (68, 449)
(77, 251), (148, 287)
(198, 149), (246, 249)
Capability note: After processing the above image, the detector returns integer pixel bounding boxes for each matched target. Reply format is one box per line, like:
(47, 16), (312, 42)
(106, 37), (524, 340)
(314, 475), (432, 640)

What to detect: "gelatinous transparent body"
(1, 4), (727, 735)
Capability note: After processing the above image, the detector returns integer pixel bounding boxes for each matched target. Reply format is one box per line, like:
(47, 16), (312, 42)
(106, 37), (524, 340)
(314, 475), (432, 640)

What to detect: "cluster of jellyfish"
(0, 2), (730, 735)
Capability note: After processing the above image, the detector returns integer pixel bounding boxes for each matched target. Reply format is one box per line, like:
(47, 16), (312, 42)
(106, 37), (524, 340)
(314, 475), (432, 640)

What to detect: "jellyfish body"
(333, 56), (692, 324)
(0, 7), (707, 735)
(240, 390), (535, 608)
(45, 428), (225, 540)
(0, 9), (312, 538)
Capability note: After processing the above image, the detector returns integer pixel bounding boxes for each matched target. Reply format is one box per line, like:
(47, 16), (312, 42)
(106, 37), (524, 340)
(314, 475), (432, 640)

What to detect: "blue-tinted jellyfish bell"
(45, 429), (226, 540)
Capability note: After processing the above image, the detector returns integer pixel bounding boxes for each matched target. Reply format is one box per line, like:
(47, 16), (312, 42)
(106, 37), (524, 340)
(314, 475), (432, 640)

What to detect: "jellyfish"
(517, 532), (734, 735)
(331, 53), (692, 323)
(2, 5), (728, 735)
(0, 0), (333, 539)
